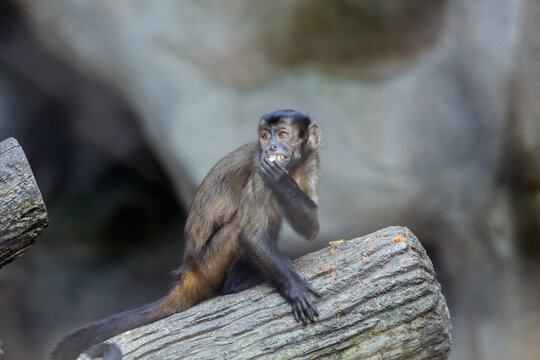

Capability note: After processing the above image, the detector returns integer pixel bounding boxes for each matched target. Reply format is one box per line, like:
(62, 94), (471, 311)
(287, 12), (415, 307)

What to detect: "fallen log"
(80, 226), (451, 359)
(0, 137), (48, 268)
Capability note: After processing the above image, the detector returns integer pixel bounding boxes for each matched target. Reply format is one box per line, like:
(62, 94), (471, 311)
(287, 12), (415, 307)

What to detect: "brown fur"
(51, 117), (321, 360)
(159, 140), (320, 313)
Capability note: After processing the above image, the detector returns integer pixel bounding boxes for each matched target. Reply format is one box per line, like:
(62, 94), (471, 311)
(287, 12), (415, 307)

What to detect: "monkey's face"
(259, 122), (304, 167)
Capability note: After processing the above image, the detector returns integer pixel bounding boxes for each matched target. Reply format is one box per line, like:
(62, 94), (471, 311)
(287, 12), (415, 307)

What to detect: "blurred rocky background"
(0, 0), (538, 359)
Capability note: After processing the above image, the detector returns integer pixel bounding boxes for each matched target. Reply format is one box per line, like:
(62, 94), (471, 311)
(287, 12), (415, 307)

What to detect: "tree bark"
(81, 226), (452, 359)
(0, 137), (48, 268)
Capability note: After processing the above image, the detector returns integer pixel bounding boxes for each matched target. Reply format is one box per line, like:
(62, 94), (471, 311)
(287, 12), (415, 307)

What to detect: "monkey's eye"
(261, 133), (270, 140)
(278, 132), (287, 139)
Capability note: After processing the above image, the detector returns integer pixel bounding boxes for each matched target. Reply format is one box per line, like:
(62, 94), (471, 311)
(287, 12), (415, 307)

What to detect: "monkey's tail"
(84, 343), (123, 360)
(49, 296), (172, 360)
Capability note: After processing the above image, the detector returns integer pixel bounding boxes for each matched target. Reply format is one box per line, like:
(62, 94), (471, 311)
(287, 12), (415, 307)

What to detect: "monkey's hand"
(282, 276), (322, 325)
(258, 158), (294, 190)
(259, 157), (319, 240)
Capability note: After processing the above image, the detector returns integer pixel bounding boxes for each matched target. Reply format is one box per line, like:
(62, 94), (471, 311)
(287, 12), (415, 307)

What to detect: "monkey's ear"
(307, 123), (321, 151)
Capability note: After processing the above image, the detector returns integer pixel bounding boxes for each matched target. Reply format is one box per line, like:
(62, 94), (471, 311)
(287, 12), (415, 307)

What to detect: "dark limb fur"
(240, 228), (321, 324)
(259, 158), (319, 240)
(221, 254), (264, 294)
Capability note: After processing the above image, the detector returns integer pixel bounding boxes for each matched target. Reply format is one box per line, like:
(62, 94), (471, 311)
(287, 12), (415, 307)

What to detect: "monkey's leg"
(241, 229), (320, 324)
(221, 254), (264, 294)
(160, 224), (238, 313)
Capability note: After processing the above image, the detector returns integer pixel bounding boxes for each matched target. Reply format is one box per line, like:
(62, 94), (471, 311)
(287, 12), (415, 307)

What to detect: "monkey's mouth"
(267, 154), (288, 163)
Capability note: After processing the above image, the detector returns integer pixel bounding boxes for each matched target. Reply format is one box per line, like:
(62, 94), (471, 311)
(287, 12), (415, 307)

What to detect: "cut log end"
(0, 137), (49, 268)
(80, 226), (452, 359)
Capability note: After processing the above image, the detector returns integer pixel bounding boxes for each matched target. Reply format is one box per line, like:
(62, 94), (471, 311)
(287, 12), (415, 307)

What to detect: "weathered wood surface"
(81, 226), (452, 359)
(0, 137), (48, 268)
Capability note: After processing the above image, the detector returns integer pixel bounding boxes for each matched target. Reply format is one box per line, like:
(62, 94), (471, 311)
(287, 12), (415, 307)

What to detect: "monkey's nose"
(270, 145), (278, 151)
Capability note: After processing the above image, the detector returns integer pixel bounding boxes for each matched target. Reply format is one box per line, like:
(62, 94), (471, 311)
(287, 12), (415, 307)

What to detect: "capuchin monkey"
(51, 109), (322, 360)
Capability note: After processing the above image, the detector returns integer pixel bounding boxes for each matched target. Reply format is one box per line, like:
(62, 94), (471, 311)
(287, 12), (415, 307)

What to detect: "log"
(0, 137), (48, 268)
(81, 226), (452, 359)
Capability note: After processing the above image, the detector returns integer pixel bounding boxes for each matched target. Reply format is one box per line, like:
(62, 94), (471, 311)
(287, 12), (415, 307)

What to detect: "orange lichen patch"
(317, 265), (330, 271)
(329, 239), (344, 245)
(360, 286), (364, 290)
(283, 319), (291, 328)
(405, 228), (410, 236)
(329, 248), (337, 253)
(356, 275), (359, 283)
(361, 255), (370, 263)
(400, 259), (405, 263)
(337, 312), (340, 321)
(385, 268), (390, 272)
(394, 235), (406, 242)
(378, 282), (385, 292)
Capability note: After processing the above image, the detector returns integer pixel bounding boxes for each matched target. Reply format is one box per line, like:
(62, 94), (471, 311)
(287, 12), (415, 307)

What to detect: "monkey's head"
(258, 110), (321, 168)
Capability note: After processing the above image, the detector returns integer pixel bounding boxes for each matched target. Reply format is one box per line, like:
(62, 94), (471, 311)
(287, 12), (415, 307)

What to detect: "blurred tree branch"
(0, 137), (48, 268)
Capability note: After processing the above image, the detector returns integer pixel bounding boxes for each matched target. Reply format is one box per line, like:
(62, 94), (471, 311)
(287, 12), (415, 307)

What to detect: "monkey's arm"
(240, 229), (320, 324)
(259, 159), (320, 240)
